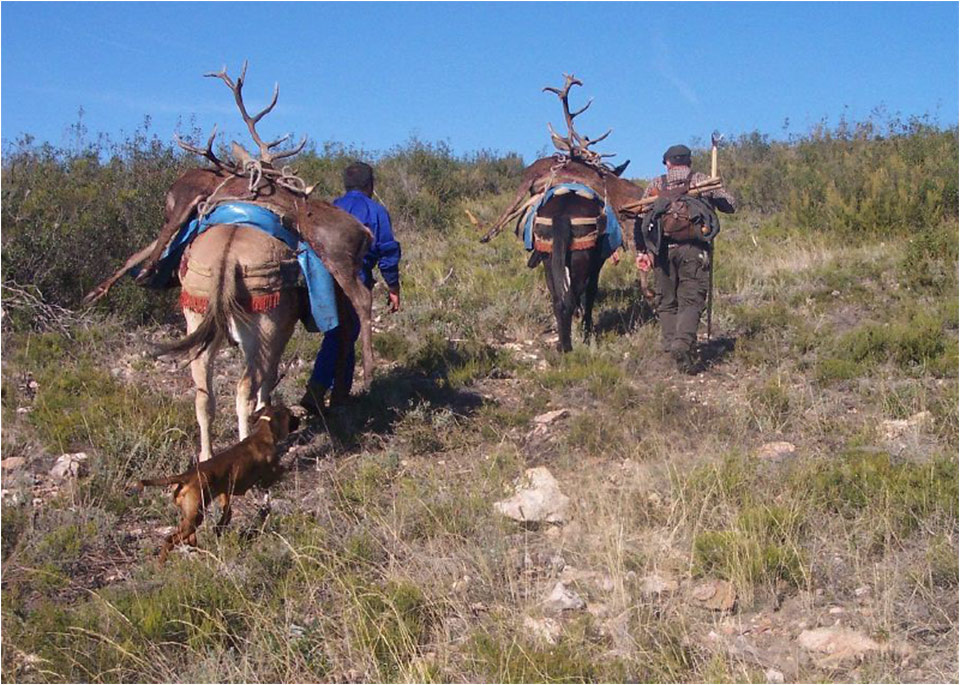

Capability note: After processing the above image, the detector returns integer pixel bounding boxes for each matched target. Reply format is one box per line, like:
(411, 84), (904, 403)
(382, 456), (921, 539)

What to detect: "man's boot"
(671, 346), (698, 375)
(298, 380), (327, 416)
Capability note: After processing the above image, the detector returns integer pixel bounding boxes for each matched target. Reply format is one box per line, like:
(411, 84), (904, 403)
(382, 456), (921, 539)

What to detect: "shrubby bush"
(693, 114), (958, 236)
(2, 111), (955, 326)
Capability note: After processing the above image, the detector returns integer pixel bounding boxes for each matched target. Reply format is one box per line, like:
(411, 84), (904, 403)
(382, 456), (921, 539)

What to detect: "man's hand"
(388, 288), (401, 313)
(635, 253), (653, 272)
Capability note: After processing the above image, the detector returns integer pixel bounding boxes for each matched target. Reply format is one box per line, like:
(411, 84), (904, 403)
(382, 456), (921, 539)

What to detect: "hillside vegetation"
(1, 115), (957, 683)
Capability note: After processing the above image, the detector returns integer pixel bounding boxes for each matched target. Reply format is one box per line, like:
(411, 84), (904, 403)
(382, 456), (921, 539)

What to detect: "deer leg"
(333, 276), (373, 390)
(330, 286), (359, 405)
(186, 311), (217, 462)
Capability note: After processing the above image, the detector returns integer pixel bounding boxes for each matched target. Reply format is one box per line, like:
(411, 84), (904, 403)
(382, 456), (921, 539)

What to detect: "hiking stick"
(706, 131), (723, 341)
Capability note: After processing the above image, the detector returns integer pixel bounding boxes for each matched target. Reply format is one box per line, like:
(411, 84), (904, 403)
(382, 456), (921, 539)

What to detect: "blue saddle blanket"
(136, 202), (339, 332)
(522, 182), (622, 260)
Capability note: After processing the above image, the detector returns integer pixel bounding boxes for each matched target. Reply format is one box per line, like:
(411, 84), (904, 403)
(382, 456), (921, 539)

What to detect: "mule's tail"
(549, 215), (576, 317)
(158, 252), (249, 361)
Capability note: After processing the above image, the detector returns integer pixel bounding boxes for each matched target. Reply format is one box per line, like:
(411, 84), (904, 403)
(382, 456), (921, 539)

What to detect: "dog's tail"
(138, 474), (191, 489)
(156, 247), (250, 361)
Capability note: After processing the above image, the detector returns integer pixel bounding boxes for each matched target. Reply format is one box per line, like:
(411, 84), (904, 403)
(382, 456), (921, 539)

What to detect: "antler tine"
(546, 123), (572, 151)
(175, 124), (234, 170)
(584, 128), (613, 147)
(204, 65), (236, 90)
(264, 133), (292, 150)
(268, 135), (308, 163)
(249, 84), (280, 126)
(569, 98), (593, 119)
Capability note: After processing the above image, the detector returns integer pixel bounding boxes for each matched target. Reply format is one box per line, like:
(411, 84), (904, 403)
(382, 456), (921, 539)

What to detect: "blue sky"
(2, 1), (957, 178)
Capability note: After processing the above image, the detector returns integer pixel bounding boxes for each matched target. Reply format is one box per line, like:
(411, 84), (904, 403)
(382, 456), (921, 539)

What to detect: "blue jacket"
(333, 190), (401, 290)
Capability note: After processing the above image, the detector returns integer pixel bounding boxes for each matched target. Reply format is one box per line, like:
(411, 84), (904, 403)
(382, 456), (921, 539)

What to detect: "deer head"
(175, 62), (310, 193)
(543, 74), (616, 169)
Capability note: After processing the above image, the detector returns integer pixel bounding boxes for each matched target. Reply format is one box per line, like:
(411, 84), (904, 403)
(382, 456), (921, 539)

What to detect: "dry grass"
(2, 203), (957, 683)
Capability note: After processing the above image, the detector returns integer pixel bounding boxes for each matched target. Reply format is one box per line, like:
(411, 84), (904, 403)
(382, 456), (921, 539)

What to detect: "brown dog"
(133, 403), (298, 562)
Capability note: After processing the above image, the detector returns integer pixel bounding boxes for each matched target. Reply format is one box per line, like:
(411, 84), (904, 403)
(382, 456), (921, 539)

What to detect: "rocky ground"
(2, 210), (957, 682)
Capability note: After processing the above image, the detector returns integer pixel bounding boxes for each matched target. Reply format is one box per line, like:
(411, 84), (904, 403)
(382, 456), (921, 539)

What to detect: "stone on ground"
(797, 626), (879, 660)
(523, 616), (562, 645)
(50, 452), (88, 480)
(494, 466), (570, 523)
(542, 581), (586, 614)
(757, 441), (796, 459)
(690, 579), (737, 612)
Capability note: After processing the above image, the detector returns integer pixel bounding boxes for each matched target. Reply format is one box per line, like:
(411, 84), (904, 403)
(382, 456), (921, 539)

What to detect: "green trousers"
(655, 243), (710, 356)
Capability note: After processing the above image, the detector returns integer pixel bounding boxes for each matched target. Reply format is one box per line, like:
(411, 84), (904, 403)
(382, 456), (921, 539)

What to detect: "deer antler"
(175, 124), (238, 172)
(543, 73), (615, 167)
(205, 61), (307, 167)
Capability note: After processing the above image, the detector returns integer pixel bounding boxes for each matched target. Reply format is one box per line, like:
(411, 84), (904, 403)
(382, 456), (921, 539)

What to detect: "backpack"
(660, 175), (709, 242)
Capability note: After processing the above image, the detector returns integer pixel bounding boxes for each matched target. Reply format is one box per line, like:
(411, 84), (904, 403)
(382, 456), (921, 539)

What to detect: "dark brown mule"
(532, 192), (607, 352)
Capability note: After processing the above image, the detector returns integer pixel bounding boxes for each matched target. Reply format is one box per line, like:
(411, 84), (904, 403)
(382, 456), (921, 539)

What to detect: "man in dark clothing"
(636, 145), (735, 373)
(301, 162), (401, 412)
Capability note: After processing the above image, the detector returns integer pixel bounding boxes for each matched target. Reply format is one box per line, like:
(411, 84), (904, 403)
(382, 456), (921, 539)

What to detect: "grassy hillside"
(1, 118), (957, 682)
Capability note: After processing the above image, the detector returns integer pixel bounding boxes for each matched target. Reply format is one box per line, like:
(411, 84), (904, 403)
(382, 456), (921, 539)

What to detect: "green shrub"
(803, 449), (958, 538)
(693, 505), (807, 589)
(9, 330), (193, 459)
(349, 579), (434, 679)
(466, 622), (623, 684)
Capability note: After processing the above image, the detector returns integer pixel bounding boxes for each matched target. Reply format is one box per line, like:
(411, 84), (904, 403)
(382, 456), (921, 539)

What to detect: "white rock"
(2, 489), (25, 506)
(765, 668), (785, 683)
(797, 627), (879, 659)
(640, 573), (679, 597)
(523, 616), (562, 645)
(542, 581), (586, 614)
(757, 441), (796, 459)
(854, 585), (871, 598)
(494, 467), (570, 523)
(534, 409), (569, 425)
(880, 411), (932, 443)
(50, 452), (88, 480)
(1, 457), (26, 471)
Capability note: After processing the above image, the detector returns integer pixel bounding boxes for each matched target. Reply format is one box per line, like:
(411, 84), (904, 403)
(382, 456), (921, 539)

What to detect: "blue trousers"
(310, 300), (361, 394)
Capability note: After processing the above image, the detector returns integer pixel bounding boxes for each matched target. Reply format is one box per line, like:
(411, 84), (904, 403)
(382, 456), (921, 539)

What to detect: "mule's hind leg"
(185, 309), (218, 462)
(581, 250), (603, 342)
(255, 293), (300, 410)
(235, 321), (260, 440)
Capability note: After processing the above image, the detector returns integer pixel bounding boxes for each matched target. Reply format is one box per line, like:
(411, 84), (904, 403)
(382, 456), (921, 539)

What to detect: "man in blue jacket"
(301, 162), (401, 413)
